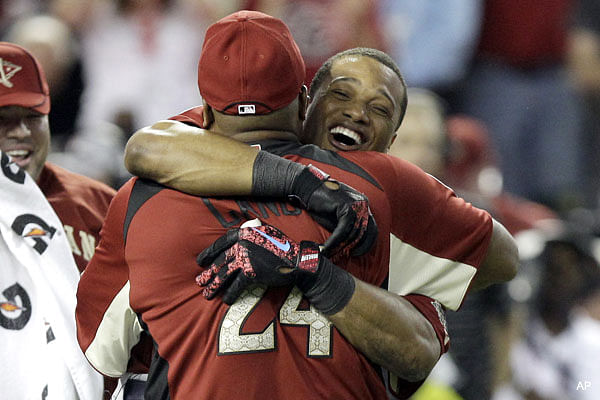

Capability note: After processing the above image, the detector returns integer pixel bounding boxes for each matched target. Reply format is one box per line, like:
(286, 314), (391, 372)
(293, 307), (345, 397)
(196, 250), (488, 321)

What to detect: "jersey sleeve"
(381, 156), (493, 310)
(168, 106), (204, 126)
(75, 178), (144, 377)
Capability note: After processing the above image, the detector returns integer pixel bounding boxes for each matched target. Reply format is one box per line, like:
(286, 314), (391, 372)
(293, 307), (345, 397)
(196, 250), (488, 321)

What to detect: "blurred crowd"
(3, 0), (600, 399)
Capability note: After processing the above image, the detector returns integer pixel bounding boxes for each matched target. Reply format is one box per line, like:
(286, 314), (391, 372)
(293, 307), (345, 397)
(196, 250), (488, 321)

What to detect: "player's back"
(121, 144), (393, 399)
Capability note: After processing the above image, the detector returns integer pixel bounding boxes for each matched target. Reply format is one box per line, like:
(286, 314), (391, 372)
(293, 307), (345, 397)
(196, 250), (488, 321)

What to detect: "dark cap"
(198, 10), (305, 115)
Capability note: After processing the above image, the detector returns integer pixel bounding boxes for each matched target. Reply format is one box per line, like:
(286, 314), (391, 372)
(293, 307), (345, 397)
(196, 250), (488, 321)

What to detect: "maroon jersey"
(477, 0), (574, 68)
(76, 122), (492, 399)
(37, 162), (115, 272)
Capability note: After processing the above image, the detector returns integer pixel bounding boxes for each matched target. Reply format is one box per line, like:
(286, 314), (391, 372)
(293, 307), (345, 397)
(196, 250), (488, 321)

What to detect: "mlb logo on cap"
(238, 105), (256, 115)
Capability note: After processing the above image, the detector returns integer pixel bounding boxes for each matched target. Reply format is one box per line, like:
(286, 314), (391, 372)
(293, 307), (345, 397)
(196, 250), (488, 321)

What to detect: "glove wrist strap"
(297, 256), (355, 315)
(252, 151), (304, 197)
(288, 164), (330, 208)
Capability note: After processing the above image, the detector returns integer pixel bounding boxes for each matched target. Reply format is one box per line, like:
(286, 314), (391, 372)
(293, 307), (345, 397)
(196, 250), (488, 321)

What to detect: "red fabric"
(491, 194), (559, 235)
(75, 177), (129, 352)
(477, 0), (575, 68)
(169, 106), (205, 126)
(198, 11), (305, 115)
(37, 162), (115, 272)
(378, 154), (493, 270)
(404, 295), (450, 355)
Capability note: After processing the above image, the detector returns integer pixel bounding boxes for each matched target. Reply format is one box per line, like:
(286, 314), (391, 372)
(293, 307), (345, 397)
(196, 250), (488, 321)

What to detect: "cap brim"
(0, 91), (50, 114)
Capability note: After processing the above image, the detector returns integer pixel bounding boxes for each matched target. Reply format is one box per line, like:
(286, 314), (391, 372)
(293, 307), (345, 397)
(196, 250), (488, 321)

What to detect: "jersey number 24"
(218, 285), (333, 357)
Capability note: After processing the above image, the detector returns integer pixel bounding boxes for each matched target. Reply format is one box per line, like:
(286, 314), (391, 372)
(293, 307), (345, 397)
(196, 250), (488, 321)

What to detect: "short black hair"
(309, 47), (407, 129)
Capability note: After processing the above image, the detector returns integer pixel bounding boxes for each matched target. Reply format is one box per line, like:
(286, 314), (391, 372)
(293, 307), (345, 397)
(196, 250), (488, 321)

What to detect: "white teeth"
(6, 150), (30, 157)
(329, 126), (363, 145)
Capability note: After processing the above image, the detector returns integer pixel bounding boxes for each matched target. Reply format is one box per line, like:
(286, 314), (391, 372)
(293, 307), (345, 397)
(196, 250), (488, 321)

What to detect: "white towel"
(0, 151), (103, 399)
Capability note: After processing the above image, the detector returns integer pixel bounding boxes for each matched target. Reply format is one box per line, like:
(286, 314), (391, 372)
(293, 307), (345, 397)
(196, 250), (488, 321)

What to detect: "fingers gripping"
(195, 223), (301, 303)
(197, 228), (241, 267)
(305, 177), (378, 257)
(196, 244), (249, 299)
(349, 211), (377, 256)
(321, 198), (376, 257)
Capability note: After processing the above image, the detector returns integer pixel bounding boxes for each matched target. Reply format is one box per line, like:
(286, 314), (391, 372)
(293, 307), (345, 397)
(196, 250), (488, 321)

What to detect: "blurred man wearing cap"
(0, 42), (115, 398)
(76, 11), (516, 399)
(0, 42), (115, 273)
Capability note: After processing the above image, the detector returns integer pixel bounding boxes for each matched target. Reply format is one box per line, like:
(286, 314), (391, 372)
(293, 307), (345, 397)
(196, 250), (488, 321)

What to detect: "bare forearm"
(125, 120), (257, 195)
(470, 219), (519, 291)
(328, 277), (440, 382)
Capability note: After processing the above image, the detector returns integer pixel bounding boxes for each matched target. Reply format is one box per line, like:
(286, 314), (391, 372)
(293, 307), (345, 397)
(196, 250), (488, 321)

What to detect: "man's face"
(303, 55), (405, 153)
(0, 106), (50, 181)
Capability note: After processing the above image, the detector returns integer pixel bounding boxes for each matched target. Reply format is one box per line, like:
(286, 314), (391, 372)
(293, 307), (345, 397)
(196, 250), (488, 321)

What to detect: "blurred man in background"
(0, 42), (114, 398)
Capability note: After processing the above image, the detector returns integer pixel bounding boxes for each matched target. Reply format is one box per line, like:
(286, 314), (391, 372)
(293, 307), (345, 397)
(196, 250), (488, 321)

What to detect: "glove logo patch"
(300, 253), (319, 262)
(251, 227), (290, 251)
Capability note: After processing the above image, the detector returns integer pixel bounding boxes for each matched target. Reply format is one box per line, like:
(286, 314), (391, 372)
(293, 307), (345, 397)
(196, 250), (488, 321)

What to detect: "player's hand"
(196, 220), (355, 314)
(289, 164), (378, 257)
(196, 223), (303, 304)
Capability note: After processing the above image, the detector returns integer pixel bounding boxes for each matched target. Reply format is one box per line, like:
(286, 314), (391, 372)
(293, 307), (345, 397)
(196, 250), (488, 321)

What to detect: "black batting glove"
(252, 151), (378, 257)
(289, 164), (377, 257)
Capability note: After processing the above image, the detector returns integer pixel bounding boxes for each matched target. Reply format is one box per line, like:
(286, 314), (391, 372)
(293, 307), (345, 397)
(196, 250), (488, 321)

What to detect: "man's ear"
(298, 85), (309, 121)
(386, 133), (398, 153)
(202, 100), (214, 129)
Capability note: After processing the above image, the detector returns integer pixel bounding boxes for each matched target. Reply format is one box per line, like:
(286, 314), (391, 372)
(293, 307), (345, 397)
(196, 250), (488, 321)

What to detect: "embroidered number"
(280, 287), (332, 357)
(218, 285), (275, 355)
(218, 286), (333, 357)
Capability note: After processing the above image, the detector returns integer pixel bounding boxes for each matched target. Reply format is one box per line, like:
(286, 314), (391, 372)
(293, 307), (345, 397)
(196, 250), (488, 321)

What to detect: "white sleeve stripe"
(84, 281), (143, 377)
(389, 236), (477, 311)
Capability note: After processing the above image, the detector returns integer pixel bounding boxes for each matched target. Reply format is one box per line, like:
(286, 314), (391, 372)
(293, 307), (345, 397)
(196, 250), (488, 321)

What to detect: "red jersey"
(477, 0), (575, 68)
(76, 129), (492, 399)
(38, 162), (115, 272)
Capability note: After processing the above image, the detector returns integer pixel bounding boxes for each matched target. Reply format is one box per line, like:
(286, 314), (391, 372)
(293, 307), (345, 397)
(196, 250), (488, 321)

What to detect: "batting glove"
(252, 150), (378, 257)
(196, 223), (301, 304)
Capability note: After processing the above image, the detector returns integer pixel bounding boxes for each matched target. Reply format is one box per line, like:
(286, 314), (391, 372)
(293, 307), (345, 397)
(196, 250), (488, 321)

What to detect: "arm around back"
(125, 120), (257, 195)
(329, 278), (442, 382)
(125, 120), (379, 256)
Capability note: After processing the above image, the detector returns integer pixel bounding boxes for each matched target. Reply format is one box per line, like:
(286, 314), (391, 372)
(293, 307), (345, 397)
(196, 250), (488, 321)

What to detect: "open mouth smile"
(328, 126), (366, 150)
(4, 149), (33, 168)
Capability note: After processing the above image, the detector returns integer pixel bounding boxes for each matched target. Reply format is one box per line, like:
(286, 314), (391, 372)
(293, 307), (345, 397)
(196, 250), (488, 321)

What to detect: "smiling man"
(300, 48), (407, 152)
(0, 42), (115, 272)
(125, 46), (515, 296)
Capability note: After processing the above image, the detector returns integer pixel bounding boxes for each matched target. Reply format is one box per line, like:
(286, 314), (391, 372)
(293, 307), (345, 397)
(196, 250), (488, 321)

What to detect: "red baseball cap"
(198, 10), (305, 115)
(0, 42), (50, 115)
